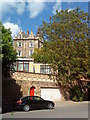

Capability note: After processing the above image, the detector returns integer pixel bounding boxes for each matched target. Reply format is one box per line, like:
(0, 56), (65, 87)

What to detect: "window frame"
(29, 42), (33, 48)
(15, 61), (29, 72)
(40, 65), (51, 74)
(17, 50), (22, 57)
(29, 50), (33, 56)
(18, 42), (22, 47)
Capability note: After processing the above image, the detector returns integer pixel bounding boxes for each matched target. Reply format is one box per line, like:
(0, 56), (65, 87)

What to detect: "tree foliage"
(32, 8), (89, 85)
(0, 21), (17, 77)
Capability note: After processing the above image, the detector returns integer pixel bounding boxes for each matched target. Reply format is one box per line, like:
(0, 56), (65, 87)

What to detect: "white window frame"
(18, 42), (22, 47)
(17, 42), (22, 47)
(40, 65), (51, 74)
(29, 42), (33, 48)
(29, 50), (33, 56)
(17, 50), (22, 57)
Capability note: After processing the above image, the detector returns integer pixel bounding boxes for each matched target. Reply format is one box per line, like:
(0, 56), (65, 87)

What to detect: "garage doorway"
(30, 86), (35, 96)
(41, 88), (61, 101)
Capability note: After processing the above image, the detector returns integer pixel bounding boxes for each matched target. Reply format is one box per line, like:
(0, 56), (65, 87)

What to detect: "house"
(12, 29), (64, 101)
(13, 29), (43, 58)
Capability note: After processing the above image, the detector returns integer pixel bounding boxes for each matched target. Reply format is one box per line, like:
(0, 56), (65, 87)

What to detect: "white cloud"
(2, 1), (26, 15)
(52, 1), (61, 14)
(1, 0), (45, 18)
(27, 2), (45, 18)
(3, 22), (21, 37)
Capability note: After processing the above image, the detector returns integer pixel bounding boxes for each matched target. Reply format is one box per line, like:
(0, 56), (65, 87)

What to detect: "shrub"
(69, 85), (87, 102)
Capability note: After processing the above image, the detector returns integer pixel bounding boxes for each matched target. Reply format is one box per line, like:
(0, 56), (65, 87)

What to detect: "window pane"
(24, 63), (29, 71)
(19, 42), (21, 47)
(29, 42), (33, 47)
(18, 50), (21, 56)
(40, 65), (51, 74)
(29, 50), (33, 56)
(34, 97), (41, 101)
(14, 64), (17, 71)
(18, 63), (23, 71)
(19, 34), (21, 38)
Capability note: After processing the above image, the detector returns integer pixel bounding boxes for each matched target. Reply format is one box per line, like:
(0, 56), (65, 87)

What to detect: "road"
(2, 102), (88, 118)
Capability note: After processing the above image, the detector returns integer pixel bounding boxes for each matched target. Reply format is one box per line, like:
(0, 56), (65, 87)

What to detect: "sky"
(1, 1), (89, 38)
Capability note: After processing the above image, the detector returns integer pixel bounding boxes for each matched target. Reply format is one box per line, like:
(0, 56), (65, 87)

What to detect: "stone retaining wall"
(11, 71), (58, 96)
(12, 71), (57, 82)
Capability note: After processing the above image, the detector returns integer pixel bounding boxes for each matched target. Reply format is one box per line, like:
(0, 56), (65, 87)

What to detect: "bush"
(69, 85), (87, 102)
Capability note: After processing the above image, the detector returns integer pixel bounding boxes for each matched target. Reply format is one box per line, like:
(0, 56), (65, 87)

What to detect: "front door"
(30, 87), (35, 96)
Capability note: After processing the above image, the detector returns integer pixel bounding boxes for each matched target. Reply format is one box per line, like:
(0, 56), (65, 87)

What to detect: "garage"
(41, 88), (61, 101)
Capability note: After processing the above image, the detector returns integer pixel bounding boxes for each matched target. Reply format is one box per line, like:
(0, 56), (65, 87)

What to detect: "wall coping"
(13, 71), (56, 76)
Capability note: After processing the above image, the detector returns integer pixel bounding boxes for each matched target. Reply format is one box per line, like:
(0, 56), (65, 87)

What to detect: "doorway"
(30, 86), (35, 96)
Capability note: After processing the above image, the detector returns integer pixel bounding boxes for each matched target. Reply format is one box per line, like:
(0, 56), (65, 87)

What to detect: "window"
(19, 42), (22, 47)
(17, 50), (22, 57)
(13, 63), (17, 71)
(24, 63), (29, 71)
(29, 50), (33, 56)
(20, 96), (30, 101)
(15, 61), (29, 72)
(33, 96), (42, 101)
(40, 65), (51, 74)
(19, 34), (21, 38)
(18, 62), (23, 71)
(29, 42), (33, 48)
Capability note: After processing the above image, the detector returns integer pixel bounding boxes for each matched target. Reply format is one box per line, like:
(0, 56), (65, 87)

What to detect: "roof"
(13, 30), (36, 39)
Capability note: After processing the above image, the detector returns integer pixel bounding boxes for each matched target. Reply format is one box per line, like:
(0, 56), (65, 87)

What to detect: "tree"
(0, 21), (17, 77)
(32, 41), (50, 63)
(32, 8), (88, 85)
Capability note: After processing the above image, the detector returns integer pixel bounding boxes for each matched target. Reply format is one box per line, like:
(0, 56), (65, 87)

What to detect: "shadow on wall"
(2, 78), (23, 113)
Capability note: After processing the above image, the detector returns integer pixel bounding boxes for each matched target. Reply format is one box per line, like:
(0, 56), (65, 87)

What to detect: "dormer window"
(31, 34), (33, 38)
(19, 34), (21, 38)
(30, 30), (34, 38)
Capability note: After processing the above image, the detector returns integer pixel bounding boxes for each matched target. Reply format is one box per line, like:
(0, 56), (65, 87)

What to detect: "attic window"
(31, 34), (33, 38)
(19, 34), (21, 38)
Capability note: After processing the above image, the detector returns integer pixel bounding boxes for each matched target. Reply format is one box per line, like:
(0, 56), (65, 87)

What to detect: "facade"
(14, 58), (52, 75)
(13, 29), (53, 75)
(13, 29), (43, 58)
(12, 29), (63, 102)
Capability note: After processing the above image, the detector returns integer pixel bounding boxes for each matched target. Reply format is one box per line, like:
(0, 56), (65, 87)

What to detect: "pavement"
(54, 100), (89, 107)
(2, 101), (88, 118)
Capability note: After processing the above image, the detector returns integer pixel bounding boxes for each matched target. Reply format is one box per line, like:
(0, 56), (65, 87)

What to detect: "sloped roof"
(14, 29), (43, 40)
